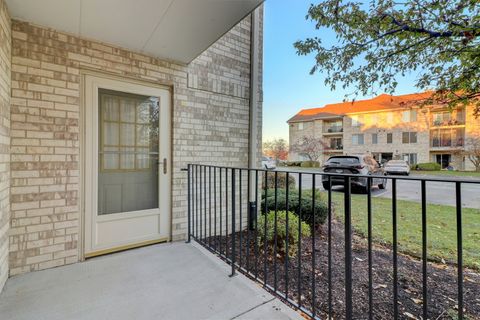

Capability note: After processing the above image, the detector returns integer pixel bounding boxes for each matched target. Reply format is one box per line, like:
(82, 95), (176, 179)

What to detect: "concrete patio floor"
(0, 242), (303, 320)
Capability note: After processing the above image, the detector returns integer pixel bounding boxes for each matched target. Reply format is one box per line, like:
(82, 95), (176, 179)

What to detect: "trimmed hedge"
(300, 161), (320, 168)
(257, 210), (310, 258)
(283, 161), (302, 167)
(413, 162), (441, 171)
(262, 172), (296, 189)
(261, 188), (328, 228)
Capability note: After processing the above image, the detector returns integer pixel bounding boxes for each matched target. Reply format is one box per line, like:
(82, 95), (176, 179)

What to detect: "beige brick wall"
(288, 120), (323, 161)
(464, 104), (480, 171)
(343, 109), (430, 163)
(0, 0), (10, 291)
(9, 7), (263, 275)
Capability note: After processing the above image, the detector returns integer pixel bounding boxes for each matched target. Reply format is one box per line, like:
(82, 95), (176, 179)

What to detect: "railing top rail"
(185, 164), (480, 184)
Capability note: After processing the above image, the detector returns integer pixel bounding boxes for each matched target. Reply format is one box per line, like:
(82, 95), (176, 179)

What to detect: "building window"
(402, 110), (417, 123)
(352, 134), (364, 145)
(351, 115), (363, 127)
(402, 153), (418, 165)
(330, 137), (343, 150)
(99, 91), (158, 171)
(402, 132), (418, 144)
(298, 123), (303, 130)
(372, 133), (378, 144)
(387, 133), (393, 144)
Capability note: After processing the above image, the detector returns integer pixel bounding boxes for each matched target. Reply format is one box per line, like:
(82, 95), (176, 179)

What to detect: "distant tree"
(290, 136), (328, 162)
(463, 137), (480, 171)
(263, 138), (289, 163)
(294, 0), (480, 115)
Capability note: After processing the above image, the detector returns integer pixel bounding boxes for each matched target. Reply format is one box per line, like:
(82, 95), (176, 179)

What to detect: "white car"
(385, 160), (411, 175)
(261, 156), (276, 169)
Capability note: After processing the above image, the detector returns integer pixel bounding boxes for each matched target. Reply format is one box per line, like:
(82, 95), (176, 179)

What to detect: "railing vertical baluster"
(200, 165), (203, 243)
(311, 173), (316, 318)
(226, 168), (229, 259)
(239, 169), (243, 269)
(297, 173), (303, 308)
(214, 167), (217, 252)
(196, 165), (199, 240)
(367, 177), (373, 320)
(204, 166), (207, 243)
(392, 178), (398, 319)
(209, 166), (212, 247)
(230, 168), (236, 277)
(421, 180), (428, 320)
(456, 182), (463, 320)
(219, 167), (223, 256)
(274, 170), (278, 292)
(187, 164), (191, 243)
(344, 176), (353, 319)
(255, 170), (259, 280)
(263, 170), (268, 286)
(247, 169), (251, 273)
(285, 172), (290, 299)
(328, 175), (333, 319)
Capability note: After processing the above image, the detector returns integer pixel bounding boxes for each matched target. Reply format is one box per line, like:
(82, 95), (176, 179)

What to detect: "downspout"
(248, 7), (261, 226)
(248, 7), (260, 170)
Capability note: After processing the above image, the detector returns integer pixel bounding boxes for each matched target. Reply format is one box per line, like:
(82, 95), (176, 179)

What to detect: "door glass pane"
(98, 89), (159, 215)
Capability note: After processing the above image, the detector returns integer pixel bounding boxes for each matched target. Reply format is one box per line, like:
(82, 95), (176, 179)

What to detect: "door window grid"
(100, 93), (158, 172)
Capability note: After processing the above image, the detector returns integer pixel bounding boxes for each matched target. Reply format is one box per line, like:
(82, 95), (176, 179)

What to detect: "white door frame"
(83, 74), (171, 257)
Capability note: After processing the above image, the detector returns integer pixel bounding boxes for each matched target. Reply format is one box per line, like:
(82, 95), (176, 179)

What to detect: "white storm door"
(84, 75), (171, 256)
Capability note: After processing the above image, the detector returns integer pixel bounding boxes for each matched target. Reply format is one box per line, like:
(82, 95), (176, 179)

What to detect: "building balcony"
(431, 119), (465, 127)
(323, 126), (343, 134)
(430, 138), (465, 149)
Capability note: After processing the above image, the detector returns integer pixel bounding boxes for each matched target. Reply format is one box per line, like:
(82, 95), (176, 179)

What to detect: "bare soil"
(203, 220), (480, 319)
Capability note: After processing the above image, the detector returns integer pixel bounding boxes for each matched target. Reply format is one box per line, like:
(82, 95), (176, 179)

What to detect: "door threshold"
(85, 237), (169, 258)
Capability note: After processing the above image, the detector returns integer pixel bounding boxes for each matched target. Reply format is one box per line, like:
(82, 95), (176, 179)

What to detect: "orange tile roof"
(287, 92), (434, 123)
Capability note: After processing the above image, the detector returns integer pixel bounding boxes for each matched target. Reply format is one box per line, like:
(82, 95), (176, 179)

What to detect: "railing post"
(456, 182), (463, 319)
(186, 164), (191, 243)
(230, 168), (236, 277)
(344, 176), (353, 319)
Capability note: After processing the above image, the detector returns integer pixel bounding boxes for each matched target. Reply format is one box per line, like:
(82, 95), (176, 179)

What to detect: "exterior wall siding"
(0, 0), (10, 291)
(9, 7), (263, 275)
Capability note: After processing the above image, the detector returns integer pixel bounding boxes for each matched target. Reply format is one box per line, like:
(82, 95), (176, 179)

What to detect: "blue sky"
(262, 0), (420, 141)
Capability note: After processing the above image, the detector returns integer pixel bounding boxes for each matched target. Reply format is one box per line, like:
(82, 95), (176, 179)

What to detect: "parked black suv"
(321, 155), (387, 192)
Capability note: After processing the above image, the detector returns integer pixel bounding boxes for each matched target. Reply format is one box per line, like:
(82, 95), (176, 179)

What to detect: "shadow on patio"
(0, 242), (302, 320)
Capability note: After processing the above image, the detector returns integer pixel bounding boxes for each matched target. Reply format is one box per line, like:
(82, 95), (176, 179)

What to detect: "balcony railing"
(328, 143), (343, 150)
(323, 126), (343, 133)
(184, 164), (478, 319)
(431, 138), (464, 148)
(431, 119), (465, 127)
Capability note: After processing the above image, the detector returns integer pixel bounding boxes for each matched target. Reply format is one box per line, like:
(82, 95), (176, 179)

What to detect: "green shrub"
(414, 162), (441, 171)
(262, 172), (296, 189)
(300, 161), (320, 168)
(261, 188), (328, 228)
(284, 161), (302, 167)
(257, 210), (311, 257)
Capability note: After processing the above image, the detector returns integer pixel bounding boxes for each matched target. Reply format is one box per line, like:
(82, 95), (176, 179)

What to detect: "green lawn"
(328, 192), (480, 270)
(413, 170), (480, 178)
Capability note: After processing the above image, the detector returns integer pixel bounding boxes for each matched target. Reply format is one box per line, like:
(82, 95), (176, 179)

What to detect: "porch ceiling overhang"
(5, 0), (263, 64)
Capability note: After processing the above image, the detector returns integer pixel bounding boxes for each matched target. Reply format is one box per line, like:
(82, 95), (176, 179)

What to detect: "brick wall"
(9, 7), (263, 275)
(0, 0), (10, 291)
(343, 109), (430, 163)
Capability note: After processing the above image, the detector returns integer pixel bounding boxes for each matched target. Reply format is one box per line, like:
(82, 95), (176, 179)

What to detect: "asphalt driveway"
(276, 168), (480, 209)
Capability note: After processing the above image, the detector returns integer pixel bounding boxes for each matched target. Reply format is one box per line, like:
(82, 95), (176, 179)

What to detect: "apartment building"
(288, 92), (480, 171)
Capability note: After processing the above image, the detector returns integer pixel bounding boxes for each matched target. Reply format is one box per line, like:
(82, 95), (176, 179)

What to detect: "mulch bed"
(202, 220), (480, 319)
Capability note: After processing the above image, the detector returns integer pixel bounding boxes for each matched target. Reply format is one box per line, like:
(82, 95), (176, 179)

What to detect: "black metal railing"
(184, 164), (479, 319)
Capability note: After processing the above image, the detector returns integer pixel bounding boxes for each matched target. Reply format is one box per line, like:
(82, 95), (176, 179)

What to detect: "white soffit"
(6, 0), (263, 64)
